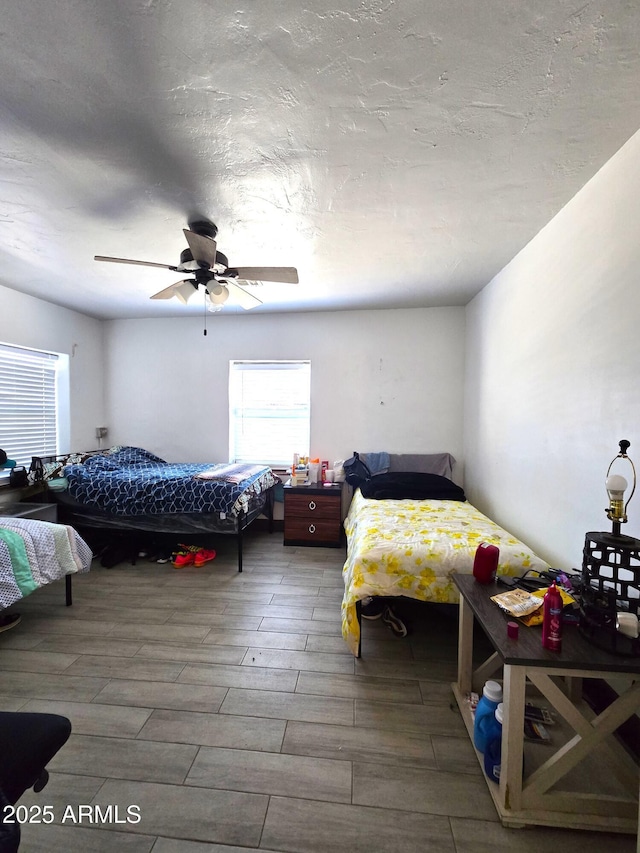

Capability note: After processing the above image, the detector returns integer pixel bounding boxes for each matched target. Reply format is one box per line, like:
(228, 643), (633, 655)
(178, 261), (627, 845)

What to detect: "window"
(229, 361), (310, 466)
(0, 343), (63, 483)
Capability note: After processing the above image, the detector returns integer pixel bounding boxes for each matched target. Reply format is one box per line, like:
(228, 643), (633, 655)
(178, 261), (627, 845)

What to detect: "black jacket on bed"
(359, 472), (466, 502)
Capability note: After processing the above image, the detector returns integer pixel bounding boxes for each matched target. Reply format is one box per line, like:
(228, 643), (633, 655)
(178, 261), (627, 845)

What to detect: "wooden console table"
(452, 573), (640, 837)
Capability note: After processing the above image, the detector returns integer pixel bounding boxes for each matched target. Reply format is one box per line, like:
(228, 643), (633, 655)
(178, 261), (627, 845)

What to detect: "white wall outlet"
(95, 427), (108, 439)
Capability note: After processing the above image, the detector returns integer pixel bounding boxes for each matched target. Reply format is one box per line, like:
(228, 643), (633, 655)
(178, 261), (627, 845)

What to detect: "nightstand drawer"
(284, 518), (342, 544)
(284, 493), (341, 521)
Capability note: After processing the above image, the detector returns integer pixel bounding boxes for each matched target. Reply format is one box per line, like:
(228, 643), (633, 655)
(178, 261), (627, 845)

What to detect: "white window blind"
(229, 361), (310, 466)
(0, 343), (60, 482)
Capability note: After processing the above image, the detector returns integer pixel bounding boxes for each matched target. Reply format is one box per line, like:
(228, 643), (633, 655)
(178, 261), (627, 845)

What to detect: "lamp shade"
(174, 281), (197, 304)
(207, 283), (229, 304)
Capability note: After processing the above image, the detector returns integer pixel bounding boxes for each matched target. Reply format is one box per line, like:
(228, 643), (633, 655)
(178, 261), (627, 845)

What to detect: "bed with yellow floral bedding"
(341, 488), (549, 656)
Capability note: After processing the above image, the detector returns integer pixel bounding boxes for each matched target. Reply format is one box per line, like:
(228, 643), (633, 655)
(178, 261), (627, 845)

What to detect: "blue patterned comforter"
(63, 447), (280, 517)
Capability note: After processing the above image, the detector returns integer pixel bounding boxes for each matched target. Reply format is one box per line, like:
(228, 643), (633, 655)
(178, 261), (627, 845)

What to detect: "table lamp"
(579, 439), (640, 656)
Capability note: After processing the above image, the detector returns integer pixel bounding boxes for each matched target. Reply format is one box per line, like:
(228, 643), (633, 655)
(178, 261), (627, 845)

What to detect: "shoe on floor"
(100, 545), (133, 568)
(0, 613), (21, 633)
(361, 596), (385, 620)
(382, 605), (408, 637)
(194, 548), (216, 567)
(172, 551), (195, 569)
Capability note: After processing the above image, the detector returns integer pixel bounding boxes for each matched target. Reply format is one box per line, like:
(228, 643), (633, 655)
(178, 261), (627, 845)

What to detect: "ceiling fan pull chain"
(203, 290), (207, 336)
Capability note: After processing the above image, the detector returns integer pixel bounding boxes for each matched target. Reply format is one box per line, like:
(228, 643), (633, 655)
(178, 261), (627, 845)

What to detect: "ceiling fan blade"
(226, 280), (263, 310)
(150, 280), (196, 302)
(183, 229), (217, 267)
(231, 266), (298, 283)
(95, 255), (176, 270)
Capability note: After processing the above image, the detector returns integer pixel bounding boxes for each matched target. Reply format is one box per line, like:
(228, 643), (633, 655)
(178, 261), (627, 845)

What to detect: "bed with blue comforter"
(62, 446), (278, 517)
(32, 447), (279, 571)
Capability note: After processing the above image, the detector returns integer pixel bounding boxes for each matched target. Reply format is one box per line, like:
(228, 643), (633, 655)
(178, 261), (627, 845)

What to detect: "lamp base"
(598, 530), (640, 547)
(579, 531), (640, 657)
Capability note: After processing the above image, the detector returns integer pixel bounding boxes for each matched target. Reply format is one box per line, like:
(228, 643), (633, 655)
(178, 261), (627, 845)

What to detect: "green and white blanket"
(0, 518), (92, 610)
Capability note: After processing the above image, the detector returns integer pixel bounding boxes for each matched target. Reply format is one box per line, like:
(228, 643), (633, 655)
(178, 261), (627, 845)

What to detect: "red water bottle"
(542, 581), (563, 652)
(473, 543), (500, 584)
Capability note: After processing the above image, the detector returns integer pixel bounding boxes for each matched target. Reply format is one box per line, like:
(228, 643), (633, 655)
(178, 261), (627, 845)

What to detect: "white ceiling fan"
(95, 220), (298, 311)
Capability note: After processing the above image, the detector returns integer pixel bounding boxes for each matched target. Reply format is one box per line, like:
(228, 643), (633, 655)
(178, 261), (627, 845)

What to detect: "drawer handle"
(308, 501), (317, 511)
(308, 523), (316, 534)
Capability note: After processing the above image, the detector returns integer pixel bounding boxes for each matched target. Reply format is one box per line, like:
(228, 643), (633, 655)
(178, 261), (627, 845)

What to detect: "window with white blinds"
(229, 361), (310, 466)
(0, 343), (60, 483)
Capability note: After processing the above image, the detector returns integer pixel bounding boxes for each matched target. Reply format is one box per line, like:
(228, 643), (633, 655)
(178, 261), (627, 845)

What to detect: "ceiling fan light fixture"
(95, 220), (298, 312)
(207, 283), (229, 304)
(174, 281), (197, 304)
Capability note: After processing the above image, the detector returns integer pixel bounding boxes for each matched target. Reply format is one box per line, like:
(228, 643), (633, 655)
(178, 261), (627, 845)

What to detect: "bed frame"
(30, 454), (276, 572)
(342, 452), (551, 658)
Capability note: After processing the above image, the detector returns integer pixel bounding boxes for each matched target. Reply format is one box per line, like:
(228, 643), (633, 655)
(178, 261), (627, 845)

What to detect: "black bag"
(343, 452), (372, 488)
(9, 467), (29, 488)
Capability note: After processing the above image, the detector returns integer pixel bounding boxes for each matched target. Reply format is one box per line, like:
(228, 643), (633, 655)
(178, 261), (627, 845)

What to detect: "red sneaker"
(194, 548), (216, 567)
(172, 551), (195, 569)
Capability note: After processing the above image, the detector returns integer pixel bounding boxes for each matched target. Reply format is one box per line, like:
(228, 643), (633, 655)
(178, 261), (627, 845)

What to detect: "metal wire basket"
(579, 531), (640, 657)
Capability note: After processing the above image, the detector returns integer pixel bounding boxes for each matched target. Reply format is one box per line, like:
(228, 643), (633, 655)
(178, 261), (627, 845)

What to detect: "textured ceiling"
(1, 1), (640, 319)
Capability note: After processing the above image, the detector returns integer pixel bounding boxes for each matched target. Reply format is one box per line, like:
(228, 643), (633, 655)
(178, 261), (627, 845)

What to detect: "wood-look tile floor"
(0, 531), (636, 852)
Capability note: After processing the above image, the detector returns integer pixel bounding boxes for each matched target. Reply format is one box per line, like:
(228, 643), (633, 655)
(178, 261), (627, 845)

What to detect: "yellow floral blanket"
(341, 490), (549, 656)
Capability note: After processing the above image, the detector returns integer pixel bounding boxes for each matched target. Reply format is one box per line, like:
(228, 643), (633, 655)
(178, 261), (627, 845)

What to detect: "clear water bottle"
(483, 702), (504, 783)
(473, 680), (503, 753)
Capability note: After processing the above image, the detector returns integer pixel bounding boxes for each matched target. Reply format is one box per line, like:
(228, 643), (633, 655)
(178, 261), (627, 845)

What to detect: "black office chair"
(0, 713), (72, 852)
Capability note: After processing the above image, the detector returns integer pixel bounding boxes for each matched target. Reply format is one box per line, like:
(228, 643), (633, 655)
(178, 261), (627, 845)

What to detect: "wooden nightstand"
(283, 481), (343, 547)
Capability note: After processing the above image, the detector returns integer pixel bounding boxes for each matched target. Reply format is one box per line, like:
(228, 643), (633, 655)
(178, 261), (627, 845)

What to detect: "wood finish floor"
(0, 530), (636, 852)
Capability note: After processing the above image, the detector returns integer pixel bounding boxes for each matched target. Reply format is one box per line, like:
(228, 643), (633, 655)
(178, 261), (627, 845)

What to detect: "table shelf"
(452, 682), (637, 830)
(453, 574), (640, 836)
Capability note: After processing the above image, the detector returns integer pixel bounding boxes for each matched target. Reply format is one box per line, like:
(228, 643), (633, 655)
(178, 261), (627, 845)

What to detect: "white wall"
(464, 128), (640, 570)
(0, 284), (105, 451)
(104, 307), (466, 471)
